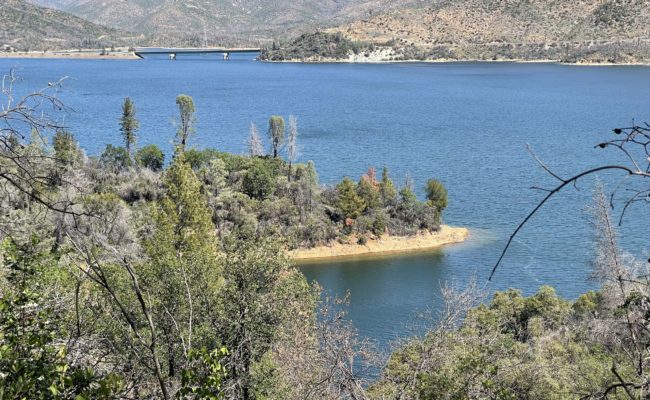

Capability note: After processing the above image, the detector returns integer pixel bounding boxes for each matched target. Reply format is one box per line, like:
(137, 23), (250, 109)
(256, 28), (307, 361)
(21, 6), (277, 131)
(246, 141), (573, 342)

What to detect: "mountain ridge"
(1, 0), (142, 51)
(320, 0), (650, 62)
(24, 0), (423, 45)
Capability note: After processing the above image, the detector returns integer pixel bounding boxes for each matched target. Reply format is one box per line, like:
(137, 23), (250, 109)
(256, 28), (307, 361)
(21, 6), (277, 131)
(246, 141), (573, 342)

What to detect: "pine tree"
(358, 174), (381, 211)
(336, 177), (366, 220)
(425, 179), (448, 225)
(143, 152), (221, 380)
(305, 160), (318, 212)
(119, 97), (138, 158)
(380, 166), (397, 205)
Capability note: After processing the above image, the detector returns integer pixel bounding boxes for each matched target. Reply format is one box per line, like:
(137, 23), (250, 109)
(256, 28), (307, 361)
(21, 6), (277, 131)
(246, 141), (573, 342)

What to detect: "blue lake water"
(2, 55), (649, 349)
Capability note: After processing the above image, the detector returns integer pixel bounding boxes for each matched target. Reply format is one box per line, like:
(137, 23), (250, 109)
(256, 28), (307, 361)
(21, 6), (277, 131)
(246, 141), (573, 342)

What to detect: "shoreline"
(263, 58), (650, 66)
(290, 225), (469, 262)
(0, 51), (140, 60)
(1, 51), (647, 66)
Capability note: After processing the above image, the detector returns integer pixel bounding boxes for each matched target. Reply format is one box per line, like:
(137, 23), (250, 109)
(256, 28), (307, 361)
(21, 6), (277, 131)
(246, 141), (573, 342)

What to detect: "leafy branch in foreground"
(490, 123), (650, 281)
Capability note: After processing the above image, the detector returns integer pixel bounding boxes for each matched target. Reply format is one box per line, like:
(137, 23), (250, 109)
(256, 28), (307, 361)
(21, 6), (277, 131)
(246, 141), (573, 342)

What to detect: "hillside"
(25, 0), (423, 46)
(263, 0), (650, 63)
(0, 0), (141, 51)
(324, 0), (650, 63)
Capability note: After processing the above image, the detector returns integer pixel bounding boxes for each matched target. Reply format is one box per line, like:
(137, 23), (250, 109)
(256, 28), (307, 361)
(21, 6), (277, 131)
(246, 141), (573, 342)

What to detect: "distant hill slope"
(25, 0), (422, 45)
(323, 0), (650, 62)
(0, 0), (141, 51)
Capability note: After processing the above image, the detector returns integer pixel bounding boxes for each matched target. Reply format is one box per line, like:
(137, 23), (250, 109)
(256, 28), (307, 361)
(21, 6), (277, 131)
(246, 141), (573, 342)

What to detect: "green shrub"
(243, 162), (276, 200)
(136, 144), (165, 171)
(185, 148), (220, 170)
(100, 144), (131, 172)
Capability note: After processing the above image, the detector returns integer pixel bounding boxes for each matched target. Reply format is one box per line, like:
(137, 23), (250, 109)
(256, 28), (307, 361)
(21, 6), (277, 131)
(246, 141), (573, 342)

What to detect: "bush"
(100, 144), (131, 172)
(136, 144), (164, 171)
(372, 211), (388, 236)
(243, 161), (276, 200)
(185, 148), (220, 170)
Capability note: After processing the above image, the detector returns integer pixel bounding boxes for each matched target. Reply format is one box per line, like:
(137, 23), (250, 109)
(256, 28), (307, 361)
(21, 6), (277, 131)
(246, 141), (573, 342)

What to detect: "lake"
(3, 54), (649, 350)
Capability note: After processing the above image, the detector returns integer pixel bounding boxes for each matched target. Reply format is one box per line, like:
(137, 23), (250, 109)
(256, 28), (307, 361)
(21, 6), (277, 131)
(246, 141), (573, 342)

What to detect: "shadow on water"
(299, 228), (499, 351)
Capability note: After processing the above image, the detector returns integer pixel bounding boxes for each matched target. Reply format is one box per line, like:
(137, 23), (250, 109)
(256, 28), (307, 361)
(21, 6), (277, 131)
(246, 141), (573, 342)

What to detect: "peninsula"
(290, 225), (469, 262)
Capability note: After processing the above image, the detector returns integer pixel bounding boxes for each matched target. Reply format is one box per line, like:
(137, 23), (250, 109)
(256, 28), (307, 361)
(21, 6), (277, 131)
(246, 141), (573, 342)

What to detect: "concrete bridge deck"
(133, 47), (261, 59)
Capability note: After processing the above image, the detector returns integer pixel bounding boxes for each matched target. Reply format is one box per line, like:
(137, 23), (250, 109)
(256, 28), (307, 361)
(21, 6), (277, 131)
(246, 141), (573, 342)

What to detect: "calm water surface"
(3, 55), (649, 349)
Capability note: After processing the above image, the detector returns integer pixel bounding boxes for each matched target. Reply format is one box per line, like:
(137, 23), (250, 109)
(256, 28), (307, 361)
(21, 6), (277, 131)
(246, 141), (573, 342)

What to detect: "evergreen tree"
(425, 179), (448, 225)
(143, 152), (221, 382)
(357, 175), (381, 211)
(305, 160), (318, 212)
(52, 130), (81, 168)
(336, 177), (366, 220)
(380, 166), (397, 205)
(119, 97), (138, 158)
(267, 116), (285, 158)
(425, 179), (448, 212)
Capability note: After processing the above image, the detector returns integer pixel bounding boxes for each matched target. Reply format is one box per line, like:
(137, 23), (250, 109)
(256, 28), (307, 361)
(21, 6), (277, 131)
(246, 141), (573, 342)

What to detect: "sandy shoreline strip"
(290, 225), (469, 262)
(0, 52), (140, 60)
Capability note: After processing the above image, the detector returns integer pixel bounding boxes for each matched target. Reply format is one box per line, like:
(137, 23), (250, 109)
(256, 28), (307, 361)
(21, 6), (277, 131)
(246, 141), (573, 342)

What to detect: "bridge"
(133, 47), (262, 60)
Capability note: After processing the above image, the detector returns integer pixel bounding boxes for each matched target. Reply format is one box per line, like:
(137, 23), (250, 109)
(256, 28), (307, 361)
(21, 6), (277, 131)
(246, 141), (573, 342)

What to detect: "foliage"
(176, 95), (196, 151)
(136, 143), (165, 171)
(261, 32), (373, 61)
(178, 347), (229, 400)
(425, 178), (448, 225)
(119, 97), (138, 157)
(52, 130), (82, 169)
(99, 144), (131, 172)
(335, 177), (366, 220)
(372, 285), (619, 399)
(267, 116), (285, 158)
(218, 238), (295, 399)
(185, 148), (221, 170)
(379, 166), (397, 205)
(0, 238), (124, 399)
(242, 160), (276, 200)
(0, 84), (458, 399)
(357, 169), (381, 211)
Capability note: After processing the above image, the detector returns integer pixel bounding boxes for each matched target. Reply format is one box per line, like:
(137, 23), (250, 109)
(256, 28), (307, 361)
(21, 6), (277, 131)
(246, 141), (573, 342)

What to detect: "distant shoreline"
(290, 225), (469, 262)
(1, 51), (648, 66)
(263, 58), (650, 66)
(0, 51), (139, 60)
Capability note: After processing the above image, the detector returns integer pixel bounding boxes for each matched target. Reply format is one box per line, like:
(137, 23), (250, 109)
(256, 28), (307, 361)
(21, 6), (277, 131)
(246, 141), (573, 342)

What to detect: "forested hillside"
(0, 0), (139, 51)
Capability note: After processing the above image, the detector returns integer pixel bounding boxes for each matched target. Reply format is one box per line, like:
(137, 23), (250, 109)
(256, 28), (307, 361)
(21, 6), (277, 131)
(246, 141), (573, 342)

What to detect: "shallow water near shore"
(2, 55), (650, 348)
